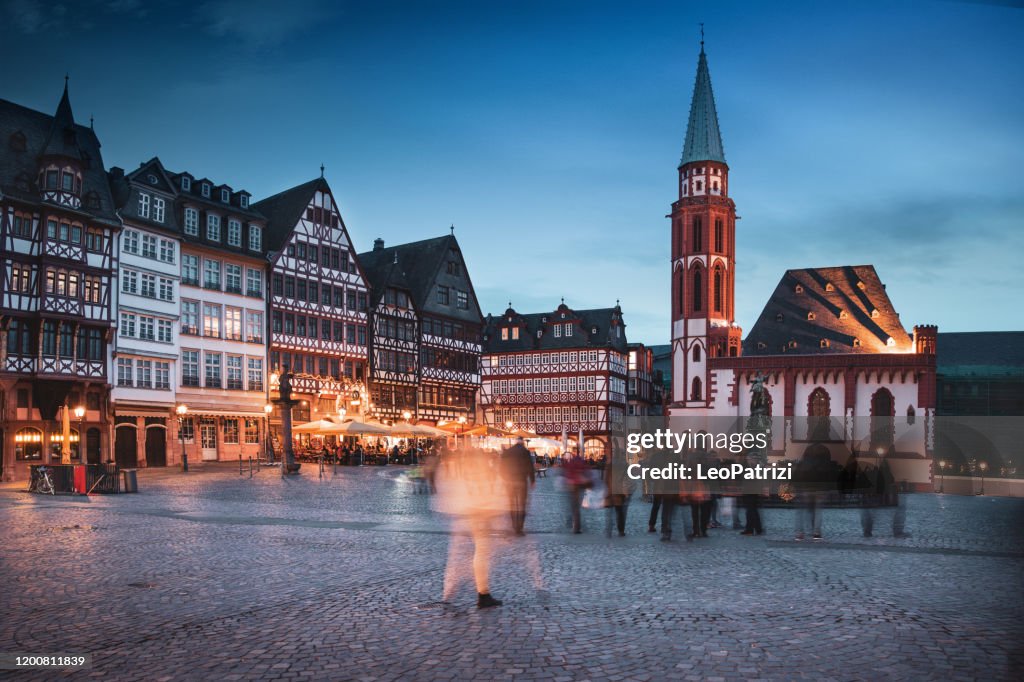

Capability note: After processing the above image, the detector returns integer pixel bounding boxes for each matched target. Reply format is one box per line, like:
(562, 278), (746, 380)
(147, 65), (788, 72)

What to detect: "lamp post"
(938, 460), (946, 494)
(263, 403), (273, 463)
(176, 404), (189, 472)
(456, 415), (467, 448)
(979, 461), (988, 495)
(74, 405), (85, 462)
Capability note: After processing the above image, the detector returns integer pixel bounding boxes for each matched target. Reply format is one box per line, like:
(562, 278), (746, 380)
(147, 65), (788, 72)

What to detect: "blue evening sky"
(2, 0), (1022, 344)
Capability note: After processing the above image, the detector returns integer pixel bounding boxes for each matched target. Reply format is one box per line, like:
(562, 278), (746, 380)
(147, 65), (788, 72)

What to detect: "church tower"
(670, 44), (742, 410)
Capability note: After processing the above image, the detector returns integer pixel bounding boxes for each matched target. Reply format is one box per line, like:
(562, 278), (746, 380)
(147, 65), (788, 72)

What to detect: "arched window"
(808, 387), (831, 441)
(15, 427), (43, 460)
(676, 272), (684, 315)
(692, 344), (701, 362)
(692, 216), (703, 251)
(691, 376), (702, 401)
(713, 266), (723, 312)
(714, 218), (723, 251)
(870, 388), (895, 449)
(906, 405), (916, 426)
(692, 267), (703, 313)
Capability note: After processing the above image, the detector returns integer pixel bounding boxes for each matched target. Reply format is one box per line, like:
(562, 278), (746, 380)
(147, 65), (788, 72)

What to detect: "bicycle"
(31, 466), (56, 495)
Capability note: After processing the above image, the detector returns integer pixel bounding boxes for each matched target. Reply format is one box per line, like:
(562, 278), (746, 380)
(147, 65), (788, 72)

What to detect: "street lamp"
(263, 403), (273, 463)
(938, 460), (946, 494)
(176, 404), (189, 472)
(74, 405), (85, 462)
(456, 415), (467, 447)
(979, 461), (988, 495)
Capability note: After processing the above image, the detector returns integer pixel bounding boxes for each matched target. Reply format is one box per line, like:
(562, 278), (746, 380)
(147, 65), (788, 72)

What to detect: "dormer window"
(853, 338), (861, 348)
(45, 170), (58, 189)
(871, 309), (880, 319)
(757, 342), (767, 350)
(61, 172), (74, 192)
(512, 327), (519, 340)
(240, 195), (249, 209)
(138, 192), (150, 218)
(794, 284), (804, 294)
(825, 282), (835, 292)
(788, 340), (797, 349)
(220, 189), (230, 203)
(553, 325), (561, 338)
(591, 326), (597, 334)
(857, 281), (866, 290)
(181, 176), (191, 191)
(501, 328), (508, 341)
(886, 337), (896, 348)
(249, 225), (262, 252)
(775, 313), (784, 323)
(564, 323), (573, 337)
(147, 174), (157, 185)
(807, 312), (816, 321)
(820, 339), (830, 348)
(201, 183), (211, 198)
(839, 310), (848, 320)
(536, 330), (542, 338)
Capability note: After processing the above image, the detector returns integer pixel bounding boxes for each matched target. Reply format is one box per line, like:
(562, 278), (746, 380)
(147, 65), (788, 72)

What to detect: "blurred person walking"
(562, 453), (591, 534)
(499, 437), (536, 536)
(435, 446), (506, 608)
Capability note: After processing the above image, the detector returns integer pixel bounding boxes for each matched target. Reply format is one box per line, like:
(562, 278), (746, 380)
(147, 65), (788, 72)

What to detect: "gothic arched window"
(692, 216), (703, 251)
(808, 387), (831, 441)
(692, 267), (703, 313)
(714, 218), (723, 252)
(691, 376), (702, 401)
(692, 344), (701, 362)
(713, 266), (723, 312)
(677, 272), (684, 315)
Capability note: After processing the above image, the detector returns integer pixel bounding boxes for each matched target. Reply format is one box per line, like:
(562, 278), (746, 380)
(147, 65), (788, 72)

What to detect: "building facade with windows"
(358, 234), (483, 425)
(479, 302), (628, 458)
(627, 342), (664, 417)
(667, 45), (937, 487)
(359, 242), (420, 422)
(254, 177), (370, 438)
(107, 159), (181, 468)
(172, 167), (268, 463)
(0, 85), (120, 482)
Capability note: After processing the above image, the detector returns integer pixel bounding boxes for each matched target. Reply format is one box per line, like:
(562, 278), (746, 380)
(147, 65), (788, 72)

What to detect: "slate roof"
(482, 302), (628, 354)
(360, 248), (415, 307)
(680, 48), (726, 166)
(742, 265), (913, 356)
(115, 157), (182, 236)
(936, 332), (1024, 375)
(0, 86), (119, 225)
(251, 177), (326, 252)
(358, 235), (483, 322)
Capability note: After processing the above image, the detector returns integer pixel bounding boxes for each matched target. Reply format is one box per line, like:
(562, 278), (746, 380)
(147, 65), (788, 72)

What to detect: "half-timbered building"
(254, 177), (370, 435)
(666, 45), (937, 487)
(480, 302), (629, 458)
(107, 159), (181, 468)
(0, 85), (120, 481)
(171, 167), (268, 463)
(359, 241), (419, 421)
(358, 234), (483, 425)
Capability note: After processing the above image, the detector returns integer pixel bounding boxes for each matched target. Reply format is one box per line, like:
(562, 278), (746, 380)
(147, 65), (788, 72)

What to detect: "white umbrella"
(321, 419), (391, 436)
(527, 437), (563, 451)
(61, 401), (72, 464)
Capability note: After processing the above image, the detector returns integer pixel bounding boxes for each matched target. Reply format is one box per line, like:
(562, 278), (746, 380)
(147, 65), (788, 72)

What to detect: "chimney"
(373, 238), (384, 251)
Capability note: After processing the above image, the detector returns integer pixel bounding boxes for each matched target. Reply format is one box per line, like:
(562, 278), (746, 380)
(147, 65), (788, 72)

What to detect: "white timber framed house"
(254, 177), (370, 439)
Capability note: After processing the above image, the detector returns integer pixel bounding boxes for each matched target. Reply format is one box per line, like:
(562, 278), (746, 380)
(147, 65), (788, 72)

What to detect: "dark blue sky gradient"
(2, 0), (1022, 344)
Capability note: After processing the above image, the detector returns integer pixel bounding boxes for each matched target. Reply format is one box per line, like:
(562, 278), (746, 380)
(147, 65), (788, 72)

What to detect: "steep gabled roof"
(680, 47), (726, 166)
(482, 303), (628, 354)
(358, 234), (483, 321)
(251, 177), (326, 251)
(361, 250), (415, 307)
(743, 265), (912, 356)
(937, 332), (1024, 374)
(0, 90), (119, 225)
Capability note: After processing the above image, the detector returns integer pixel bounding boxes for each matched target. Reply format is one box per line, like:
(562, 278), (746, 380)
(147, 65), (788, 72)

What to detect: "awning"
(187, 409), (268, 419)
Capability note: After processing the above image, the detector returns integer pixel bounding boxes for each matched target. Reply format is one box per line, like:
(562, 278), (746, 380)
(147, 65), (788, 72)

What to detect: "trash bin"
(122, 469), (138, 493)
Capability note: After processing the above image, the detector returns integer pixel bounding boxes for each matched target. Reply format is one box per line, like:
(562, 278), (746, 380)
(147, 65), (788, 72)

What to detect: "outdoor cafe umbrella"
(292, 417), (342, 433)
(527, 437), (563, 451)
(388, 423), (449, 438)
(320, 419), (391, 436)
(561, 426), (568, 456)
(579, 427), (585, 457)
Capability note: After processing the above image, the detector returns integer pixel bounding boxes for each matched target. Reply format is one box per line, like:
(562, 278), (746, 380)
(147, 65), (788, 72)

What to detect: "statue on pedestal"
(274, 364), (301, 474)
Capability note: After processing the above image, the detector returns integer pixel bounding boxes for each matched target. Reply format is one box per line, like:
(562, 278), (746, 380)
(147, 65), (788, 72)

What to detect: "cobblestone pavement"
(1, 464), (1022, 681)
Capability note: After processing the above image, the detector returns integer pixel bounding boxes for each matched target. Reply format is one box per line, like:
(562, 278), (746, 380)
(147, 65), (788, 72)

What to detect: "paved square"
(1, 464), (1022, 681)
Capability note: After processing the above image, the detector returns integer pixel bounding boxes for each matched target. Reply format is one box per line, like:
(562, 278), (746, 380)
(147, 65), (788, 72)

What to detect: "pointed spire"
(680, 43), (725, 166)
(41, 77), (82, 160)
(449, 223), (455, 235)
(320, 163), (325, 178)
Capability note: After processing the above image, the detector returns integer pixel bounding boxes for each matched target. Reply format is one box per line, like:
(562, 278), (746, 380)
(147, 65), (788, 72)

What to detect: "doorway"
(200, 418), (218, 461)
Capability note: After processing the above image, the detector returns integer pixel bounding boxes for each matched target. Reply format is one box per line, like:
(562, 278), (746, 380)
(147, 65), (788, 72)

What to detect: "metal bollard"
(319, 454), (324, 479)
(239, 454), (243, 475)
(249, 457), (253, 478)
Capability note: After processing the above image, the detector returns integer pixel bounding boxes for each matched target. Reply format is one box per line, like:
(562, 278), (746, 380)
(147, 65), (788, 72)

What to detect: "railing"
(29, 463), (120, 494)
